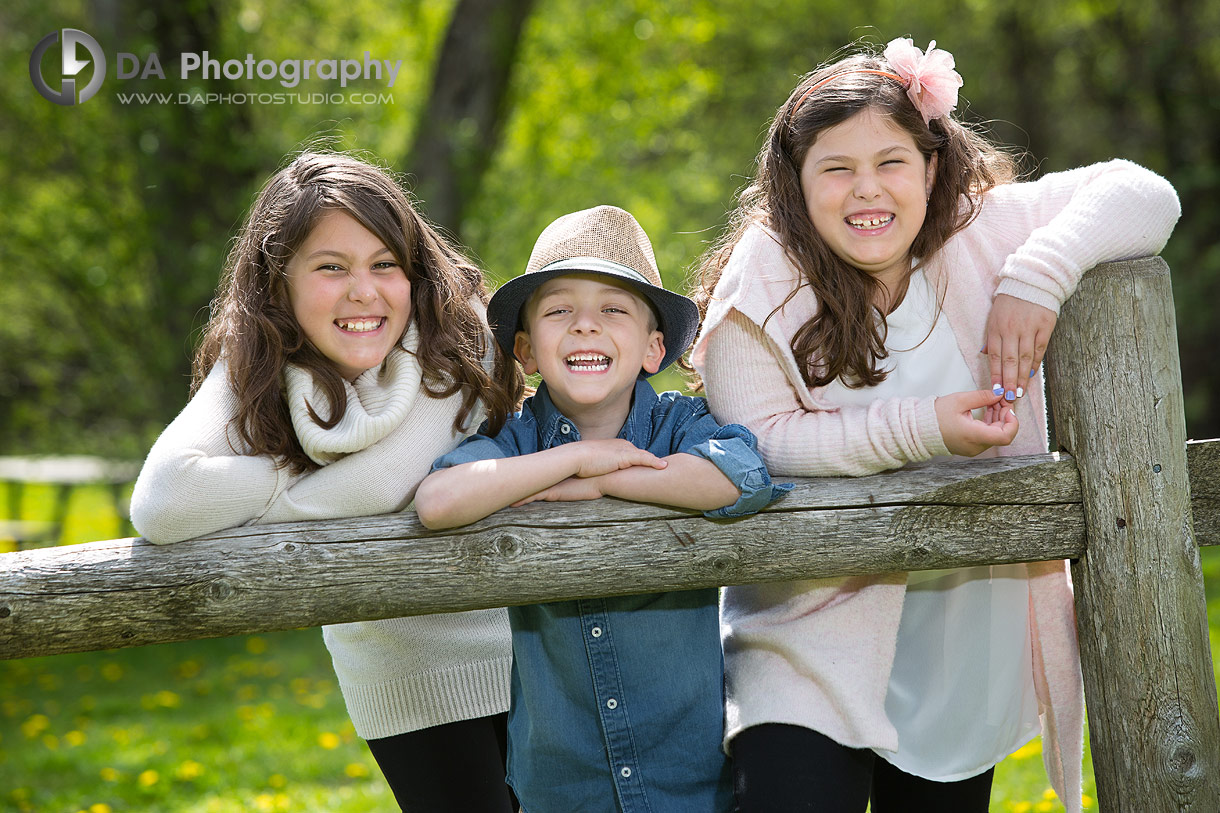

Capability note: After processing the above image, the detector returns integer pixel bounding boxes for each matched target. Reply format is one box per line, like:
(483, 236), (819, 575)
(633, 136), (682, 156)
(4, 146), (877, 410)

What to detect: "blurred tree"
(406, 0), (535, 234)
(1, 0), (1216, 458)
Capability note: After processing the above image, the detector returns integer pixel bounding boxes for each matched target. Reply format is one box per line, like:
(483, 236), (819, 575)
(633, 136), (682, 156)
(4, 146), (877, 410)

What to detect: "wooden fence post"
(1046, 257), (1220, 810)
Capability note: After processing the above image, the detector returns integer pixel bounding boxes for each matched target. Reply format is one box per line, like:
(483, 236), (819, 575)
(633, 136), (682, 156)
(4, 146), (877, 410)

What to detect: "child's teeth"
(339, 318), (382, 332)
(566, 353), (610, 370)
(849, 215), (893, 228)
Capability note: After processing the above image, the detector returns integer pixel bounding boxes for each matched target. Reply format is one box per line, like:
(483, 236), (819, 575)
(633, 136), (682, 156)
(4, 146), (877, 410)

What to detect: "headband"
(792, 38), (963, 126)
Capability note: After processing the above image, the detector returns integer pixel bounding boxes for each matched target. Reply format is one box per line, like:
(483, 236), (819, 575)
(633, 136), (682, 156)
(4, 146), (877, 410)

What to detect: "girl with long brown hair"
(130, 150), (522, 811)
(692, 37), (1179, 812)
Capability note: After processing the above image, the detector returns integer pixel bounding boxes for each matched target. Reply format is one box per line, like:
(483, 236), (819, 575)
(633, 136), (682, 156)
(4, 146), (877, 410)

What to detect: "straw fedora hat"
(487, 205), (699, 376)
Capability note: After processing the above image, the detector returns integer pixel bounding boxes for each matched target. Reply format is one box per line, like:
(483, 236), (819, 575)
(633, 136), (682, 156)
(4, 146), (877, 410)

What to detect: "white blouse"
(821, 270), (1041, 781)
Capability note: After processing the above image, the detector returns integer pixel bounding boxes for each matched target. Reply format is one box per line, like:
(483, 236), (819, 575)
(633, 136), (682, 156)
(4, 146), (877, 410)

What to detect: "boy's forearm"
(599, 453), (740, 512)
(415, 447), (583, 529)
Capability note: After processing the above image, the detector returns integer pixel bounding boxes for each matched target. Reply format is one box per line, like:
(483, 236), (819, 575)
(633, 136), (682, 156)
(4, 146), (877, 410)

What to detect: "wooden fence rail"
(1, 257), (1218, 810)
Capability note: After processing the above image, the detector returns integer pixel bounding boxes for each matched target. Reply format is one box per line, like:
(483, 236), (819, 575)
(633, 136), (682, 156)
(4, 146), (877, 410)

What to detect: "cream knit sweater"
(130, 324), (512, 739)
(693, 159), (1180, 811)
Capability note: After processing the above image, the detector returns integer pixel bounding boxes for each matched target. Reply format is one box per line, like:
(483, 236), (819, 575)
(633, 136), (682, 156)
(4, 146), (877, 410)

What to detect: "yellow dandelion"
(21, 713), (50, 738)
(237, 705), (257, 722)
(176, 660), (202, 679)
(156, 690), (181, 708)
(65, 730), (86, 747)
(1042, 788), (1058, 800)
(42, 734), (60, 750)
(246, 636), (267, 654)
(176, 760), (204, 780)
(1035, 803), (1054, 812)
(268, 773), (287, 788)
(318, 732), (341, 749)
(89, 805), (112, 813)
(344, 762), (369, 778)
(1082, 793), (1094, 808)
(254, 793), (275, 812)
(1009, 739), (1042, 760)
(137, 769), (159, 787)
(100, 767), (120, 782)
(100, 663), (123, 681)
(1012, 803), (1032, 813)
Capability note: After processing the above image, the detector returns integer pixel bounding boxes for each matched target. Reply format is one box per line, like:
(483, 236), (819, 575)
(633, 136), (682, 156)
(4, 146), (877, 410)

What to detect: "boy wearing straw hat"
(416, 205), (786, 811)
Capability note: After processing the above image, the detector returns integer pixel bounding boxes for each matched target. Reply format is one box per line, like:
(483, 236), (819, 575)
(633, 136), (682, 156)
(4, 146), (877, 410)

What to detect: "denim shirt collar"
(532, 378), (658, 449)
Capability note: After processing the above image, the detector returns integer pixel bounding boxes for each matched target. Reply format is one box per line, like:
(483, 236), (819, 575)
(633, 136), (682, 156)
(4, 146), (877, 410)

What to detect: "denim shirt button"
(606, 698), (618, 709)
(590, 626), (602, 638)
(620, 766), (632, 778)
(559, 423), (571, 435)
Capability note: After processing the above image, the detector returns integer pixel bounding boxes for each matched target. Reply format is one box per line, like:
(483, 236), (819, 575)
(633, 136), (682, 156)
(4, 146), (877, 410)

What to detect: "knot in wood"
(1167, 743), (1198, 780)
(495, 533), (524, 557)
(207, 579), (236, 602)
(281, 542), (299, 554)
(0, 606), (10, 619)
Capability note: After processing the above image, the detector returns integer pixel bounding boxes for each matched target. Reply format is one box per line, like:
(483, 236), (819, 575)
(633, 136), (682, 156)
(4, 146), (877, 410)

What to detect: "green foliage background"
(2, 0), (1218, 457)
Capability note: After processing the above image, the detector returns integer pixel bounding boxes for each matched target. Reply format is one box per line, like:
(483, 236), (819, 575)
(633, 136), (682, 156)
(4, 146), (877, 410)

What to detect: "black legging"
(365, 712), (518, 812)
(732, 723), (994, 812)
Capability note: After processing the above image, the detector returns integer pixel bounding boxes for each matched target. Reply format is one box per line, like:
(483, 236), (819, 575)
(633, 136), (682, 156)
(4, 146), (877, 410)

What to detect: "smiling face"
(513, 274), (664, 431)
(800, 106), (937, 294)
(285, 208), (412, 382)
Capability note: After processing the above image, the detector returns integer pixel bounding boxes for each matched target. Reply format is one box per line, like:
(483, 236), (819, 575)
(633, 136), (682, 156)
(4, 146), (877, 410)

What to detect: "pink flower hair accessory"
(882, 37), (963, 125)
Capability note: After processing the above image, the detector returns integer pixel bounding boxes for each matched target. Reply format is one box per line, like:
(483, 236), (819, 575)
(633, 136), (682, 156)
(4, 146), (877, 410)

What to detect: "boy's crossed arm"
(515, 451), (741, 512)
(415, 439), (741, 530)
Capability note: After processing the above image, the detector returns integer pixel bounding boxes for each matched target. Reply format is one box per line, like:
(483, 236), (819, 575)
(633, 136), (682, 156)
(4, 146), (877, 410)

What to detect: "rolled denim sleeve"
(681, 422), (792, 518)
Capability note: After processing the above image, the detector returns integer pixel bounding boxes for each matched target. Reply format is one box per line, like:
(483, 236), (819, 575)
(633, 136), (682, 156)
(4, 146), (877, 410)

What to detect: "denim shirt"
(432, 379), (788, 812)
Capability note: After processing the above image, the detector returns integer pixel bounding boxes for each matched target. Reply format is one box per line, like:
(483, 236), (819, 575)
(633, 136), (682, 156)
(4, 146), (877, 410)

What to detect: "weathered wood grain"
(0, 439), (1216, 663)
(1047, 257), (1220, 811)
(1, 451), (1088, 660)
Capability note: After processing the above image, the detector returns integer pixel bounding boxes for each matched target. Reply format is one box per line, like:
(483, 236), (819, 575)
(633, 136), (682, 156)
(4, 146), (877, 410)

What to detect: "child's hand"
(983, 294), (1058, 402)
(935, 389), (1019, 457)
(571, 439), (667, 479)
(512, 476), (605, 506)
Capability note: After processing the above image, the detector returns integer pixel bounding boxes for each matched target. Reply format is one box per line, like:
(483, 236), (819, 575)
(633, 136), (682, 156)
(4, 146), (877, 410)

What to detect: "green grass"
(3, 483), (1219, 811)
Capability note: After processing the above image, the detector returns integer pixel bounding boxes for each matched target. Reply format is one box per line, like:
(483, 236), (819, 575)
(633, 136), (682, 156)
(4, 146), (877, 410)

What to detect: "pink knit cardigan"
(693, 160), (1180, 811)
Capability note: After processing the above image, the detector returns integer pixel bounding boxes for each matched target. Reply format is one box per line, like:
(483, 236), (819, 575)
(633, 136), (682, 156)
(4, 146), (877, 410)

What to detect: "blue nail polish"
(992, 383), (1003, 396)
(1029, 369), (1036, 378)
(1005, 390), (1015, 401)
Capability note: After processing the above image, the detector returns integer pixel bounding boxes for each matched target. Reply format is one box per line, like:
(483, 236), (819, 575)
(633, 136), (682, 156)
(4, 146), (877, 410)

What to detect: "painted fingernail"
(980, 346), (987, 354)
(1016, 386), (1024, 398)
(1005, 390), (1016, 401)
(992, 383), (1004, 396)
(1029, 369), (1036, 378)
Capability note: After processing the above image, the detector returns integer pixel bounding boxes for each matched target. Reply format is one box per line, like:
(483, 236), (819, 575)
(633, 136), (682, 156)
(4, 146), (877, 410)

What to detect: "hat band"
(535, 257), (654, 287)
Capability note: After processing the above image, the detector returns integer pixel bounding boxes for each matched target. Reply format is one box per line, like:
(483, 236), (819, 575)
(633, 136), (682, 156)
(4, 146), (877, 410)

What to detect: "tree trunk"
(405, 0), (535, 234)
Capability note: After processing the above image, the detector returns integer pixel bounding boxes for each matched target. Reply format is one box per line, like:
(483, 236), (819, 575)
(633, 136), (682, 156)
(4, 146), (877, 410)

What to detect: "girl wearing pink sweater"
(692, 38), (1179, 813)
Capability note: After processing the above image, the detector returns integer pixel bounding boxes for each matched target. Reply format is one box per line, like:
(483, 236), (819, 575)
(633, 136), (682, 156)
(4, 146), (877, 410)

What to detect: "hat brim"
(487, 258), (699, 377)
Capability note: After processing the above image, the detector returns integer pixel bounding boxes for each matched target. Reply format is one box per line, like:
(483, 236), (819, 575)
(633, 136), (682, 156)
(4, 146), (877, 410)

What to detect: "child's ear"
(513, 331), (539, 376)
(641, 330), (666, 375)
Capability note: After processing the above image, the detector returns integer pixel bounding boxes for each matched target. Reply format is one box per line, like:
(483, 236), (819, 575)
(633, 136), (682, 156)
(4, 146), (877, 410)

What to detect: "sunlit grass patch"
(0, 630), (389, 812)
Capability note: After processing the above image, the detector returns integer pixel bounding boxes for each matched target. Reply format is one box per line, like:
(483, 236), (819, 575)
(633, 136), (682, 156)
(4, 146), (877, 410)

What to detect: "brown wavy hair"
(694, 45), (1018, 390)
(194, 151), (523, 473)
